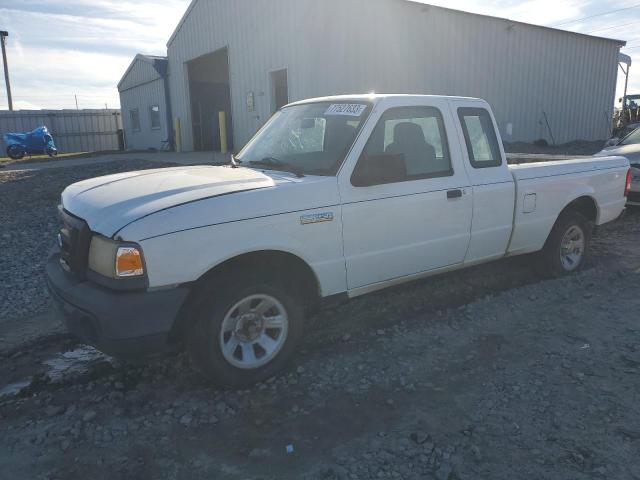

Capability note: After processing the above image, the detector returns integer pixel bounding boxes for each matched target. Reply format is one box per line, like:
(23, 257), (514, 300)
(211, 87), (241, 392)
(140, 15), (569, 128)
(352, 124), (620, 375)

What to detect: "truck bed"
(506, 153), (591, 164)
(509, 156), (629, 179)
(506, 156), (629, 256)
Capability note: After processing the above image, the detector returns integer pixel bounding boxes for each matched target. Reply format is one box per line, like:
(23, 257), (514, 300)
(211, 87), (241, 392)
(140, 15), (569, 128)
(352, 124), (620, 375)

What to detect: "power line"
(584, 20), (640, 34)
(550, 3), (640, 28)
(618, 36), (640, 47)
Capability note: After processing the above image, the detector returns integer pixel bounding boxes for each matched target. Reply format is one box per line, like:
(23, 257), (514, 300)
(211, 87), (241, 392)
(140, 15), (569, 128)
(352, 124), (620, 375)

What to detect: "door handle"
(447, 189), (463, 199)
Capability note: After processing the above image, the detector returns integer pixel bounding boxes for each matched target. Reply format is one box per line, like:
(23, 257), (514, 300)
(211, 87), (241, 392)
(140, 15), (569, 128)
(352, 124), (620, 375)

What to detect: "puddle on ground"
(0, 379), (32, 398)
(0, 346), (113, 398)
(43, 345), (112, 383)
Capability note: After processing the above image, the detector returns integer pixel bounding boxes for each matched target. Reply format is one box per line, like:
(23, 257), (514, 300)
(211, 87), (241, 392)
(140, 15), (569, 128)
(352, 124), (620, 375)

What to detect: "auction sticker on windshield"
(325, 104), (367, 116)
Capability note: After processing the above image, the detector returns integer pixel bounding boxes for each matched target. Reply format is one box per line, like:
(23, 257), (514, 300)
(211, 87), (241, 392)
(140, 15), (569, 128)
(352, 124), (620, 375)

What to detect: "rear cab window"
(457, 107), (502, 168)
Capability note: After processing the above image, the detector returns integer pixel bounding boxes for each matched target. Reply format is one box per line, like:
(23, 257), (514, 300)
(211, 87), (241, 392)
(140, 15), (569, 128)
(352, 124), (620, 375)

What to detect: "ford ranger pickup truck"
(46, 95), (632, 386)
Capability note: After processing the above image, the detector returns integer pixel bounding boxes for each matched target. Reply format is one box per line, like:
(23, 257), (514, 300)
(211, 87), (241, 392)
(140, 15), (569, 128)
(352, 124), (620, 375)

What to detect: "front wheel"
(536, 211), (592, 277)
(6, 145), (25, 160)
(186, 277), (304, 387)
(46, 148), (58, 157)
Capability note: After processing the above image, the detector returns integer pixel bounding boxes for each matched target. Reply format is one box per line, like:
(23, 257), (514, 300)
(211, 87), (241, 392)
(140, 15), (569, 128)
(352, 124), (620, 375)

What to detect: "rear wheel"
(6, 145), (25, 160)
(537, 211), (592, 277)
(186, 275), (304, 387)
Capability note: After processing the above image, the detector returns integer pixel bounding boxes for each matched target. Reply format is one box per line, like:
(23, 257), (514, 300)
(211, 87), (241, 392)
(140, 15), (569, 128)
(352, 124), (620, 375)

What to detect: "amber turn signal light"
(116, 247), (144, 277)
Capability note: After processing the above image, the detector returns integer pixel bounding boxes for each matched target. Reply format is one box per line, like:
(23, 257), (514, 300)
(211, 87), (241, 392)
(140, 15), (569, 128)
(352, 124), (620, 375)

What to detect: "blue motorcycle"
(4, 126), (58, 160)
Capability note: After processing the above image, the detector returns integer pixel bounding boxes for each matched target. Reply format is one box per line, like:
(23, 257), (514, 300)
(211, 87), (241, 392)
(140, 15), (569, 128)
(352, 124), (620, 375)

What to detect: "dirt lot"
(0, 160), (639, 479)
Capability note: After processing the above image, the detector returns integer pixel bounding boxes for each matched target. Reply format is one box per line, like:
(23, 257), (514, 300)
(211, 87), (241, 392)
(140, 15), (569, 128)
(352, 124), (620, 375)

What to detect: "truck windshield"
(237, 101), (372, 176)
(620, 127), (640, 146)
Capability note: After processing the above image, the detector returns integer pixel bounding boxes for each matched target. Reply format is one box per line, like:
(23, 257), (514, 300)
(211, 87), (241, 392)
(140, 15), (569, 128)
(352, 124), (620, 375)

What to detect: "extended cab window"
(458, 108), (502, 168)
(352, 106), (452, 186)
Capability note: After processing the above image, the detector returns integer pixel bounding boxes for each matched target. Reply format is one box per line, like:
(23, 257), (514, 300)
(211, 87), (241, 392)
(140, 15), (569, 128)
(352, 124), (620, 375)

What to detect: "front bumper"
(46, 253), (189, 358)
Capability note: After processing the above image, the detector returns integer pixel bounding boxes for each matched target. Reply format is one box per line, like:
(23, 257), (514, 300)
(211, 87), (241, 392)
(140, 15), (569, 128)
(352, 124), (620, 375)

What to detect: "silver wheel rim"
(560, 225), (585, 271)
(219, 294), (289, 370)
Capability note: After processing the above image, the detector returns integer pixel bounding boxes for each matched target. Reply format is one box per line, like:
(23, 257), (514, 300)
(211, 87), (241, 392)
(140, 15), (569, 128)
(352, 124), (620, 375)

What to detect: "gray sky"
(0, 0), (637, 110)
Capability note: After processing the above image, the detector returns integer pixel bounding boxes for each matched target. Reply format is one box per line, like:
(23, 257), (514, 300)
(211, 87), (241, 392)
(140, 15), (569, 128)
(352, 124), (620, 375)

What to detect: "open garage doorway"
(187, 47), (233, 151)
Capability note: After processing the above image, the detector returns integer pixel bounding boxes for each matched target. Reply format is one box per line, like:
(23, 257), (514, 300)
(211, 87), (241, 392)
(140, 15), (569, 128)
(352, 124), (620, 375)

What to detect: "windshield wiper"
(212, 154), (242, 168)
(249, 157), (305, 178)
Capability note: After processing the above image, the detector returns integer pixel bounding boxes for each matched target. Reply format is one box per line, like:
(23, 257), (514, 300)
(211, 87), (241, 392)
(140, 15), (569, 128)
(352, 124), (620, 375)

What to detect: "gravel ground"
(0, 160), (176, 321)
(0, 160), (638, 479)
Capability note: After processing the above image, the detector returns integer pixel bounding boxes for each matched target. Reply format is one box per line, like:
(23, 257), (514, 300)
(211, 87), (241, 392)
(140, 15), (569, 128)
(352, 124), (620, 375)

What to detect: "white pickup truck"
(47, 95), (631, 386)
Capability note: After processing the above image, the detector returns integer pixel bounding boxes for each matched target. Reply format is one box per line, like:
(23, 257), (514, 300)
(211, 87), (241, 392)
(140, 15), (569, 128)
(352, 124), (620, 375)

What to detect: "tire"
(536, 211), (592, 278)
(186, 274), (304, 387)
(6, 145), (25, 160)
(47, 148), (58, 157)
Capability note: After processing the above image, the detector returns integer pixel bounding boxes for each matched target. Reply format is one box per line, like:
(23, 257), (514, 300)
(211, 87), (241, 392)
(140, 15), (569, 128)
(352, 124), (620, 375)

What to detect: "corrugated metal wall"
(0, 110), (122, 154)
(118, 58), (169, 150)
(119, 79), (169, 150)
(119, 59), (162, 91)
(167, 0), (622, 151)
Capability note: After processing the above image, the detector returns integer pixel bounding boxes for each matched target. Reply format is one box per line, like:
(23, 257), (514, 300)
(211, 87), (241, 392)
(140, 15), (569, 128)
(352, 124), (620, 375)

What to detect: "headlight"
(88, 235), (145, 278)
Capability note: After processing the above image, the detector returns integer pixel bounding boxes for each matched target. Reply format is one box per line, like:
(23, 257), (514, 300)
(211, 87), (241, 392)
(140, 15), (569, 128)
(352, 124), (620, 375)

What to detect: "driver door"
(338, 98), (473, 292)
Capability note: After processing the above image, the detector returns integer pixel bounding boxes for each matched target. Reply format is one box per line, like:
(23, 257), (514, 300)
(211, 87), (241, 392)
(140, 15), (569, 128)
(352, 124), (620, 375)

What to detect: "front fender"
(138, 207), (347, 297)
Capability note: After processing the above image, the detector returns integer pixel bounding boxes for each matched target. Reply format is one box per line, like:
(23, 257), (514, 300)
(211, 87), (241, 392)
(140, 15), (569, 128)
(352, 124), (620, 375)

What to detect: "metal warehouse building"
(119, 0), (625, 152)
(118, 55), (171, 150)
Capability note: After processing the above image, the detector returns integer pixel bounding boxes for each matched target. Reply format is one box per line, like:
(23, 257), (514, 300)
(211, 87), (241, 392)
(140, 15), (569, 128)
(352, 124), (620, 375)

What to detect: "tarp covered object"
(3, 126), (57, 153)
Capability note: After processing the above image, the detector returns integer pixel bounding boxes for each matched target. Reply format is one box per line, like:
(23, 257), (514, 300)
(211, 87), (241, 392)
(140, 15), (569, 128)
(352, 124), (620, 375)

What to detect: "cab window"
(352, 106), (453, 186)
(457, 107), (502, 168)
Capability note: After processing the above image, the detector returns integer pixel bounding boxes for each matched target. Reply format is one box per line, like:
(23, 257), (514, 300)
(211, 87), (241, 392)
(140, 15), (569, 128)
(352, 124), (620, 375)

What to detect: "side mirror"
(605, 137), (619, 147)
(351, 153), (406, 187)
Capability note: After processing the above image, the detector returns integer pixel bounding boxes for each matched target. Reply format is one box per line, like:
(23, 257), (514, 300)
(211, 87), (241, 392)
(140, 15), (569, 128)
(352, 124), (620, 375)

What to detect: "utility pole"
(74, 94), (79, 110)
(618, 53), (632, 130)
(0, 31), (13, 111)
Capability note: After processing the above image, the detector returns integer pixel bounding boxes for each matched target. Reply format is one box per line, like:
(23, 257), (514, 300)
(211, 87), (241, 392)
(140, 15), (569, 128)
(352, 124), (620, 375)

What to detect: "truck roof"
(286, 93), (483, 107)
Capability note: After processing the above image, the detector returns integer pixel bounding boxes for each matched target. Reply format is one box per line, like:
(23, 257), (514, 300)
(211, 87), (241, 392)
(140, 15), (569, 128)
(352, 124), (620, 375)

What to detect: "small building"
(120, 0), (627, 152)
(117, 54), (171, 150)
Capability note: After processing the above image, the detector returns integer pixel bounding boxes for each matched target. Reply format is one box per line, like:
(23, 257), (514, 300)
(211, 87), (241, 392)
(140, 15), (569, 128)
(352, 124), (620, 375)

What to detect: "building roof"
(167, 0), (626, 48)
(403, 0), (626, 46)
(117, 54), (168, 91)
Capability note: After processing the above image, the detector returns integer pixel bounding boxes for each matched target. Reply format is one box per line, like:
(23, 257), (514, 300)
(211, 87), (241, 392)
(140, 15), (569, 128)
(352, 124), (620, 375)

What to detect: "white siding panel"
(167, 0), (622, 151)
(119, 78), (169, 150)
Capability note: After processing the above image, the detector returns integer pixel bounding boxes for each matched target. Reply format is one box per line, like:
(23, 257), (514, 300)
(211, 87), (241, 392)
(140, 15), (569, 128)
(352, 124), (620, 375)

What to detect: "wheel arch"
(559, 195), (599, 223)
(169, 249), (322, 343)
(542, 195), (598, 249)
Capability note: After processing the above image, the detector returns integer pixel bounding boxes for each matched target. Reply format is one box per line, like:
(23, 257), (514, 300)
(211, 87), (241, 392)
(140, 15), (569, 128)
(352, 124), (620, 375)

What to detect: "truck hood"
(62, 166), (276, 237)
